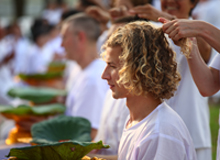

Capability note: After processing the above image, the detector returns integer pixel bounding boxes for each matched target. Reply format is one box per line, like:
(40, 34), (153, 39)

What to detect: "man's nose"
(101, 66), (110, 80)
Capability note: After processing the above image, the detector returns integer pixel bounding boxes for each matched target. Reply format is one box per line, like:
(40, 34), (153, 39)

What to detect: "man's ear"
(77, 31), (86, 43)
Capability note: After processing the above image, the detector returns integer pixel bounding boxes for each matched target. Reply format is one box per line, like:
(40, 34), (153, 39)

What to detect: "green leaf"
(31, 115), (91, 143)
(8, 87), (67, 104)
(31, 104), (66, 115)
(6, 140), (110, 160)
(47, 61), (66, 72)
(18, 71), (63, 80)
(0, 105), (31, 115)
(0, 104), (65, 116)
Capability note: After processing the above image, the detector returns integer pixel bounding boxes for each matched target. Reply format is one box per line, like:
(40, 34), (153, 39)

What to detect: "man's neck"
(126, 94), (162, 128)
(78, 43), (98, 69)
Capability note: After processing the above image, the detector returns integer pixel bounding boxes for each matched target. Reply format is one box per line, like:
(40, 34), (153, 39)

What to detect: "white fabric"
(64, 60), (81, 92)
(152, 20), (211, 151)
(13, 37), (31, 74)
(65, 59), (109, 129)
(94, 89), (129, 155)
(42, 9), (62, 25)
(47, 35), (65, 55)
(118, 102), (197, 160)
(0, 36), (17, 104)
(152, 0), (161, 11)
(25, 42), (55, 74)
(192, 0), (220, 29)
(195, 148), (212, 160)
(0, 36), (13, 63)
(97, 30), (109, 55)
(210, 53), (220, 71)
(0, 35), (31, 74)
(0, 66), (15, 104)
(166, 42), (211, 150)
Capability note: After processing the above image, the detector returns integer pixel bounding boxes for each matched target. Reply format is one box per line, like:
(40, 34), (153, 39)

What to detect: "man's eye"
(110, 65), (116, 68)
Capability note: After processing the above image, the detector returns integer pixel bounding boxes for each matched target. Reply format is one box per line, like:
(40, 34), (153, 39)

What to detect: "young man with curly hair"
(101, 21), (197, 160)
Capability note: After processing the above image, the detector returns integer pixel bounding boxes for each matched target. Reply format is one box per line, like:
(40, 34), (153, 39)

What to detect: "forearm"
(91, 128), (98, 140)
(196, 37), (211, 63)
(187, 42), (219, 96)
(197, 21), (220, 53)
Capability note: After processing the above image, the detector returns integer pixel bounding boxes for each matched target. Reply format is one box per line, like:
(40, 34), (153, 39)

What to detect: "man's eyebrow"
(107, 62), (115, 65)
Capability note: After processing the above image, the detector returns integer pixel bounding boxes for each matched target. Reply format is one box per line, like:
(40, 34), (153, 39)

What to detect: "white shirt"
(94, 89), (129, 155)
(65, 59), (109, 129)
(192, 0), (220, 29)
(166, 42), (211, 149)
(25, 43), (55, 74)
(209, 54), (220, 160)
(13, 37), (31, 74)
(210, 54), (220, 71)
(118, 102), (197, 160)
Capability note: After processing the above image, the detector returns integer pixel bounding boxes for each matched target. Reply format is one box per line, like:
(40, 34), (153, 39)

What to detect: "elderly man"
(60, 13), (108, 139)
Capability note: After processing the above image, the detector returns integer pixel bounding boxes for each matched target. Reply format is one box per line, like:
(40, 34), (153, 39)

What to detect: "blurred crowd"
(0, 0), (220, 159)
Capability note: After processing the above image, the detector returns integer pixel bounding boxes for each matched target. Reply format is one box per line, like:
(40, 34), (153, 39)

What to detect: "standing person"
(60, 13), (109, 139)
(159, 18), (220, 160)
(101, 21), (197, 160)
(129, 1), (212, 159)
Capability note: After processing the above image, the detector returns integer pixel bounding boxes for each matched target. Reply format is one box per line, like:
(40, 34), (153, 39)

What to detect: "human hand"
(109, 5), (129, 21)
(129, 4), (175, 22)
(86, 6), (110, 24)
(128, 4), (160, 21)
(159, 18), (199, 41)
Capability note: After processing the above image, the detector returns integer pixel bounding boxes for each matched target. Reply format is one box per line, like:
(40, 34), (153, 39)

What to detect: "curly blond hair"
(103, 21), (181, 100)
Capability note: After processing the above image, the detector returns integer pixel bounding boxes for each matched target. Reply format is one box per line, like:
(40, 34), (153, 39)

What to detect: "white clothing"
(13, 37), (31, 74)
(94, 89), (129, 155)
(118, 102), (197, 160)
(64, 60), (81, 92)
(209, 54), (220, 160)
(0, 36), (17, 104)
(97, 30), (109, 55)
(42, 9), (62, 25)
(192, 0), (220, 29)
(25, 43), (55, 74)
(192, 0), (220, 65)
(0, 36), (14, 63)
(0, 35), (31, 74)
(0, 66), (15, 104)
(196, 148), (212, 160)
(166, 42), (211, 150)
(47, 36), (65, 56)
(152, 0), (161, 11)
(65, 59), (109, 129)
(210, 53), (220, 71)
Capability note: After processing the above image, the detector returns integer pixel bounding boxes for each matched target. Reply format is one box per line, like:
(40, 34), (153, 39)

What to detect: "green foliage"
(0, 104), (66, 116)
(47, 61), (66, 72)
(8, 87), (67, 104)
(6, 141), (110, 160)
(31, 115), (92, 143)
(19, 71), (63, 80)
(209, 104), (220, 160)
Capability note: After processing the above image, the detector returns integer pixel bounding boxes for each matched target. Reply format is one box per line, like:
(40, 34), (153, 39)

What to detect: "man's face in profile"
(102, 46), (129, 99)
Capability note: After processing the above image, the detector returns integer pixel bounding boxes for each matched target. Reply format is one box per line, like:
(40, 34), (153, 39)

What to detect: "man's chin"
(112, 93), (124, 99)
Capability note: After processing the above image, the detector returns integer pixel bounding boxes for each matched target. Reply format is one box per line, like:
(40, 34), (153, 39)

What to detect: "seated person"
(101, 21), (197, 159)
(60, 13), (109, 139)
